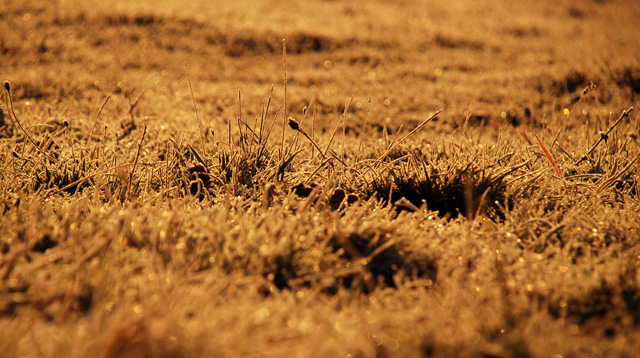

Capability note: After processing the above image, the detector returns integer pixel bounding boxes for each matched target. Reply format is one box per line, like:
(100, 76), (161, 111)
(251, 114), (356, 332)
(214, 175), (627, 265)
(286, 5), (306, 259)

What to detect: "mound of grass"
(352, 145), (526, 219)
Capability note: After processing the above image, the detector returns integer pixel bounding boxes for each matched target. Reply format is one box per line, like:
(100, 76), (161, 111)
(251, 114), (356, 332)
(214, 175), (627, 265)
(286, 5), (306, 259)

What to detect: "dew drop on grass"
(568, 324), (579, 335)
(13, 292), (25, 303)
(388, 339), (400, 352)
(104, 302), (114, 314)
(257, 307), (270, 319)
(77, 324), (87, 338)
(299, 320), (311, 333)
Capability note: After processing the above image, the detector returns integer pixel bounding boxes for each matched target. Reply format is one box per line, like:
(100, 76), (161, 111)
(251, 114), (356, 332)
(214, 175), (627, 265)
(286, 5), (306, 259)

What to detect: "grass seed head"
(288, 117), (300, 131)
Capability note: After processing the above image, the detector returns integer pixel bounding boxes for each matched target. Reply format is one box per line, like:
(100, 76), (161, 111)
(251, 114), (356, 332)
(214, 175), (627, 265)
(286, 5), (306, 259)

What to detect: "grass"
(2, 0), (640, 357)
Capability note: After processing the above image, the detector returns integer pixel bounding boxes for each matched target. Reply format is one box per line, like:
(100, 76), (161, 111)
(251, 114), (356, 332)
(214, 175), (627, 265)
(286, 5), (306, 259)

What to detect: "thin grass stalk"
(356, 95), (372, 163)
(533, 132), (562, 179)
(576, 106), (633, 164)
(237, 90), (245, 151)
(260, 85), (273, 147)
(185, 63), (207, 156)
(3, 81), (57, 162)
(126, 125), (147, 202)
(323, 94), (356, 158)
(377, 109), (442, 162)
(281, 38), (288, 159)
(88, 95), (111, 141)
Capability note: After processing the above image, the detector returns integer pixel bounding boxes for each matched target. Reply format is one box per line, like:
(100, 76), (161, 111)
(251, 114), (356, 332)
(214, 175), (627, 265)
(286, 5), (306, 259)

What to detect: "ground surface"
(2, 0), (640, 357)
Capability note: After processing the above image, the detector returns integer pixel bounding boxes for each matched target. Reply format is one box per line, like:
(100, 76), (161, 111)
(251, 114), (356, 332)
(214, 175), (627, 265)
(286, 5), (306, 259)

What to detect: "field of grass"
(2, 0), (640, 357)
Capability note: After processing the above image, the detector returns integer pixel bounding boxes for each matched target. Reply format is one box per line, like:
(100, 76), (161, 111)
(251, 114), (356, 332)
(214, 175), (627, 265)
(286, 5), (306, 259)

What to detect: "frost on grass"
(2, 0), (640, 357)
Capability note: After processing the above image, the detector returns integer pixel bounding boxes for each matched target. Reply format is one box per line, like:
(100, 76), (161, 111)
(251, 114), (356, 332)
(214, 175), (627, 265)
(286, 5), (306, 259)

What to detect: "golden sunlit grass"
(2, 0), (640, 357)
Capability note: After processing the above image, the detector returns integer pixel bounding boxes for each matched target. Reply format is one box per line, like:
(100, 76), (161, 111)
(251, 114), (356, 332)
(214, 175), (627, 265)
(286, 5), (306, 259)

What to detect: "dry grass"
(2, 0), (640, 357)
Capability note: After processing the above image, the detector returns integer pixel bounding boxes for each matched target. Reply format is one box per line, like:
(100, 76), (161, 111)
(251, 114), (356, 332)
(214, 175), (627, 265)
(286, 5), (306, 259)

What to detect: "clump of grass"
(352, 145), (526, 219)
(548, 70), (591, 96)
(328, 228), (438, 293)
(32, 155), (97, 194)
(547, 264), (640, 332)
